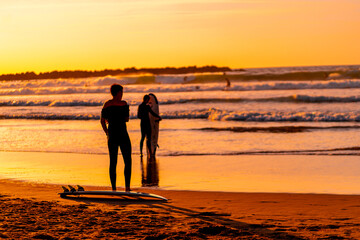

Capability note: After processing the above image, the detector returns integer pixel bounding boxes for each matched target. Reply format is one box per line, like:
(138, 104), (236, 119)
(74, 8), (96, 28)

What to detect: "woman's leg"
(140, 124), (146, 156)
(145, 126), (152, 156)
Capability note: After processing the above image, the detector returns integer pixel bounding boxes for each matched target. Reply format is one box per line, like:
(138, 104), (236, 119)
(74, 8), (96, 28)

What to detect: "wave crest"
(3, 108), (360, 122)
(3, 79), (360, 96)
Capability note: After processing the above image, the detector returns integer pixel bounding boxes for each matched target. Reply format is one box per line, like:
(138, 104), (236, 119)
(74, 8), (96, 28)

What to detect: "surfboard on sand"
(59, 190), (168, 201)
(147, 93), (160, 157)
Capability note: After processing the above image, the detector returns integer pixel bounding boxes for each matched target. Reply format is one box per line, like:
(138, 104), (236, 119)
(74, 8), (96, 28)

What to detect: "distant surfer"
(137, 94), (162, 157)
(225, 77), (231, 87)
(224, 72), (231, 88)
(100, 84), (132, 192)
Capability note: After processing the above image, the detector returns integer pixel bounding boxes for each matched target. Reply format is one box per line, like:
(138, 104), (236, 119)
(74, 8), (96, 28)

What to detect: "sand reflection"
(140, 156), (159, 187)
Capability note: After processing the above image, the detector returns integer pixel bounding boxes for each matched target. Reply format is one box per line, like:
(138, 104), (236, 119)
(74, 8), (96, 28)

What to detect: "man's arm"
(147, 106), (161, 120)
(101, 101), (109, 135)
(100, 117), (108, 135)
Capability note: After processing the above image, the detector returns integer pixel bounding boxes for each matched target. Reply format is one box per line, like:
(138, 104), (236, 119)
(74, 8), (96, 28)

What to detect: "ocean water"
(1, 65), (360, 193)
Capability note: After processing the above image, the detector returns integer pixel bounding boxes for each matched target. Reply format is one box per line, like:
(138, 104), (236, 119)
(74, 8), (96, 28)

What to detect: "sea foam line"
(2, 79), (360, 96)
(196, 125), (360, 133)
(164, 146), (360, 156)
(2, 108), (360, 122)
(2, 95), (360, 107)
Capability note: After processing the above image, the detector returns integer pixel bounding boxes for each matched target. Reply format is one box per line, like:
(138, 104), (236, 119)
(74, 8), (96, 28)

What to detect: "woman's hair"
(110, 84), (123, 97)
(143, 95), (150, 102)
(149, 93), (158, 104)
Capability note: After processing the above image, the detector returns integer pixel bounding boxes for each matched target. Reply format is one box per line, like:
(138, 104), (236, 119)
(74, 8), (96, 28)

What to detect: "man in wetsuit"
(100, 84), (132, 192)
(137, 94), (161, 157)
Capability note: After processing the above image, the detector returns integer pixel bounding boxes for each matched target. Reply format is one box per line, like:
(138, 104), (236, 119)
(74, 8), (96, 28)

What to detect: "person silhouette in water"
(100, 84), (132, 192)
(223, 72), (231, 88)
(137, 94), (161, 157)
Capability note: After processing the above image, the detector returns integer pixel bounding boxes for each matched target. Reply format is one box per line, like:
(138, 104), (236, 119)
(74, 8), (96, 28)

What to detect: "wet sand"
(2, 151), (360, 194)
(1, 179), (360, 239)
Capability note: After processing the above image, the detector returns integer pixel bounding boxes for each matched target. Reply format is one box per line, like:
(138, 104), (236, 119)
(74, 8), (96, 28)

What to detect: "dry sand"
(0, 179), (360, 239)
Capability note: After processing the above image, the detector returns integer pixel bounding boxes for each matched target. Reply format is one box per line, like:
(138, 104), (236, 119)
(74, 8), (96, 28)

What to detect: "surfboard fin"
(62, 186), (70, 193)
(68, 185), (76, 193)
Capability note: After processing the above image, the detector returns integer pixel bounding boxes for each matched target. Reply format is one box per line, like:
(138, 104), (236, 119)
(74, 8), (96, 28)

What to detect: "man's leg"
(119, 134), (132, 191)
(140, 124), (146, 157)
(108, 140), (118, 191)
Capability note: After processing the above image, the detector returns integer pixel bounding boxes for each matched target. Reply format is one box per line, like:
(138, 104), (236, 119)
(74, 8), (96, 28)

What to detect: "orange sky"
(0, 0), (359, 74)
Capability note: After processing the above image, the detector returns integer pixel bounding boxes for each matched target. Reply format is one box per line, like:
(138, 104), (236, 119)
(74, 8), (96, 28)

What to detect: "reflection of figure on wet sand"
(140, 155), (159, 187)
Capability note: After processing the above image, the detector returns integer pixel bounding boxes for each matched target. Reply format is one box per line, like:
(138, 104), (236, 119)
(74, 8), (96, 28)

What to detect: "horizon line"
(1, 63), (360, 76)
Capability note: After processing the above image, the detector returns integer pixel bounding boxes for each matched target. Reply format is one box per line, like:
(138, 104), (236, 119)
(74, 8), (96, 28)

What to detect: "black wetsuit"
(101, 105), (132, 190)
(137, 103), (160, 153)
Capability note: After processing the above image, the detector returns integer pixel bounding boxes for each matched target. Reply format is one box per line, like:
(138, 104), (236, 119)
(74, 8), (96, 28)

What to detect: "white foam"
(2, 80), (360, 96)
(205, 109), (360, 122)
(155, 74), (196, 84)
(2, 108), (360, 122)
(293, 94), (360, 103)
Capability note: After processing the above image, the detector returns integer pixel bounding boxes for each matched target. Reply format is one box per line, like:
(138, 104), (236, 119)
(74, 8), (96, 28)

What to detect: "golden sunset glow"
(0, 0), (359, 74)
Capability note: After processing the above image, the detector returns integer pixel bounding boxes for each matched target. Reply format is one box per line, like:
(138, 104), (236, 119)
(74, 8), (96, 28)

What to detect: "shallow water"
(1, 119), (360, 156)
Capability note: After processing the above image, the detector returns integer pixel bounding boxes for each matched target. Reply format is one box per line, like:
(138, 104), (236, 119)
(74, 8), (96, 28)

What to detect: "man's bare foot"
(125, 187), (131, 192)
(112, 188), (117, 192)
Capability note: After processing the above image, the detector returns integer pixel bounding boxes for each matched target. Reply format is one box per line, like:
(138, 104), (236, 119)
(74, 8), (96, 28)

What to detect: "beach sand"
(1, 179), (360, 239)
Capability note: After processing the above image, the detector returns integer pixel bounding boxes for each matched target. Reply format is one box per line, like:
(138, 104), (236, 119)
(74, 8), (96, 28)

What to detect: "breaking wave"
(2, 108), (360, 122)
(3, 94), (360, 107)
(0, 98), (245, 107)
(2, 79), (360, 96)
(196, 125), (360, 133)
(0, 100), (105, 107)
(163, 146), (360, 156)
(203, 109), (360, 122)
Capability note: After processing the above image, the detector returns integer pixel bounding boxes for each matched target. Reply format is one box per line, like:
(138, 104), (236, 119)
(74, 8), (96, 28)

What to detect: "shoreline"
(1, 178), (360, 239)
(2, 151), (360, 238)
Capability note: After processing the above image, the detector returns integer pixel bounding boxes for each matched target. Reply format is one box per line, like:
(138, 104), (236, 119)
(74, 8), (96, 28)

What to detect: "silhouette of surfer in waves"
(101, 84), (132, 192)
(137, 94), (162, 157)
(224, 72), (231, 88)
